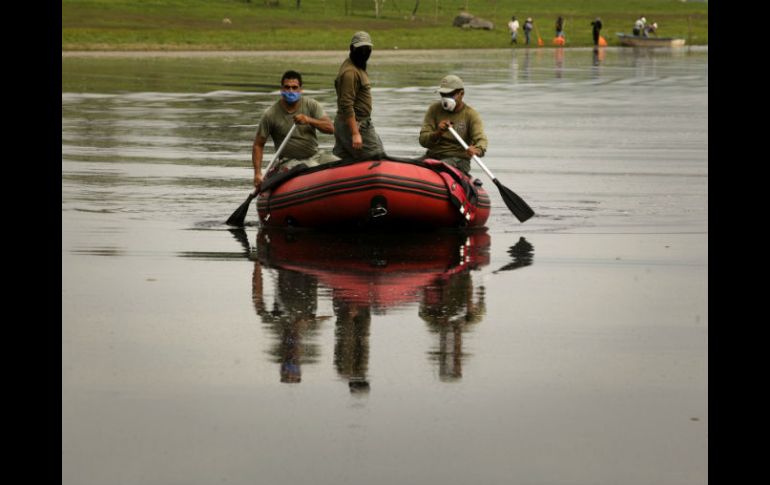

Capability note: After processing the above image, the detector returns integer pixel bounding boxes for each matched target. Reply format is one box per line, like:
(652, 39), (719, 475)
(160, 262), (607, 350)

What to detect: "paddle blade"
(226, 192), (256, 227)
(493, 178), (535, 223)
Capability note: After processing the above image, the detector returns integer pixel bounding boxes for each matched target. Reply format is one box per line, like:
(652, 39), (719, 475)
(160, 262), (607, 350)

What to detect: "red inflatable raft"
(256, 158), (491, 229)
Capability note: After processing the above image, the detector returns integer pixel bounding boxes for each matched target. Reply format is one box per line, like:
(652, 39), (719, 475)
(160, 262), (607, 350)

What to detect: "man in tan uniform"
(252, 70), (336, 189)
(332, 31), (385, 162)
(419, 74), (488, 175)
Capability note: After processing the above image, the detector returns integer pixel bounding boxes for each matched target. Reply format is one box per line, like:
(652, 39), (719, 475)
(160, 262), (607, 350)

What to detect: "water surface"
(62, 47), (707, 485)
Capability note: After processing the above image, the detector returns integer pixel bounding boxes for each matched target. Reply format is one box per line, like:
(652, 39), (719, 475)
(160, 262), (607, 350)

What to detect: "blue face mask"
(281, 91), (301, 104)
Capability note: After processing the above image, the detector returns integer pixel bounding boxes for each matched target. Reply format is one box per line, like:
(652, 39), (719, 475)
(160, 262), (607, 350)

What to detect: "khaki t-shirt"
(334, 58), (372, 121)
(257, 97), (328, 160)
(418, 102), (488, 160)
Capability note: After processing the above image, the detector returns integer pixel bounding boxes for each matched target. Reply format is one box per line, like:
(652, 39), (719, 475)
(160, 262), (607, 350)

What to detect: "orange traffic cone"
(533, 24), (545, 47)
(598, 35), (607, 46)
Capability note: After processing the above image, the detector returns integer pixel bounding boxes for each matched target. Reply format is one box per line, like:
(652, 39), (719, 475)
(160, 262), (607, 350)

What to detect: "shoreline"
(62, 45), (708, 58)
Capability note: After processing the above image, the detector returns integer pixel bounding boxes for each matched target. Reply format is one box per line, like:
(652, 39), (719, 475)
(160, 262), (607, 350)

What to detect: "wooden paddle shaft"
(446, 126), (496, 181)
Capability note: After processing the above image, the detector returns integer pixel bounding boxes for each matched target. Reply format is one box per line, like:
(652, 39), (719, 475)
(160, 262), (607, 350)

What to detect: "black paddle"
(447, 125), (535, 223)
(226, 123), (298, 227)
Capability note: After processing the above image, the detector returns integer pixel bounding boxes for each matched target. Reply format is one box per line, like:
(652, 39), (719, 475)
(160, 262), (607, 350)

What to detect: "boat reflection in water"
(250, 227), (492, 391)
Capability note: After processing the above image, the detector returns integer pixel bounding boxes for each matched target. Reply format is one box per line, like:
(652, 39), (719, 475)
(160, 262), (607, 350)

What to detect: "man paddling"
(252, 70), (336, 189)
(418, 74), (488, 175)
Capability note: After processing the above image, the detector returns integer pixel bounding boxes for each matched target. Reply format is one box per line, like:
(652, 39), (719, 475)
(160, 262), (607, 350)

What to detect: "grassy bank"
(62, 0), (708, 50)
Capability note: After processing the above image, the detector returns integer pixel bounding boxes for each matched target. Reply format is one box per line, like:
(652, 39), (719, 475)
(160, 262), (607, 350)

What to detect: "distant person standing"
(507, 16), (520, 44)
(633, 16), (646, 36)
(553, 15), (566, 46)
(555, 16), (565, 38)
(333, 31), (385, 162)
(591, 17), (603, 46)
(523, 17), (534, 45)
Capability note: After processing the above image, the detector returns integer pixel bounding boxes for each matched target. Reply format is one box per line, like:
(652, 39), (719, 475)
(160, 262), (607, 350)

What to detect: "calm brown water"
(62, 47), (707, 485)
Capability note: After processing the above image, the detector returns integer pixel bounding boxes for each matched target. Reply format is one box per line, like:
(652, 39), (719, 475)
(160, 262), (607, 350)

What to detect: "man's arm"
(252, 134), (267, 189)
(346, 116), (362, 150)
(467, 112), (488, 158)
(293, 113), (334, 134)
(337, 71), (363, 149)
(419, 107), (449, 149)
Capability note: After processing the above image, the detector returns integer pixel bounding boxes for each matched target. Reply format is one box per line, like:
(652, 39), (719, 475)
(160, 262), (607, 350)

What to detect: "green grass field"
(62, 0), (708, 50)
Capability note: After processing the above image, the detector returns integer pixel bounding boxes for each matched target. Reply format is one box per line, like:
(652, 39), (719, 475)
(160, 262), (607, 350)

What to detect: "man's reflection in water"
(554, 47), (565, 79)
(252, 261), (326, 384)
(419, 237), (487, 382)
(510, 49), (519, 82)
(521, 48), (531, 81)
(333, 297), (371, 394)
(420, 273), (486, 381)
(248, 228), (495, 386)
(592, 46), (606, 73)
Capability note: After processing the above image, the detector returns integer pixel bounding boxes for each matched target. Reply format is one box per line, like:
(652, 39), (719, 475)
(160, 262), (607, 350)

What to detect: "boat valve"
(369, 195), (388, 218)
(370, 204), (388, 218)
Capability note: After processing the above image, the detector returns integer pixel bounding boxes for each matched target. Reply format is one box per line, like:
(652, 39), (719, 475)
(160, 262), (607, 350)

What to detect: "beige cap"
(350, 31), (373, 48)
(437, 74), (464, 94)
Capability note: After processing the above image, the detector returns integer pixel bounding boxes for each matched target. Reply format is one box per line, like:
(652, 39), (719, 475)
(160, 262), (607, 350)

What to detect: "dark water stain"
(71, 247), (126, 257)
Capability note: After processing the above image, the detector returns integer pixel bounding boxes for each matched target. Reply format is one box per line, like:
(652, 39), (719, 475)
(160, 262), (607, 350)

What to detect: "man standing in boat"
(332, 31), (386, 162)
(418, 74), (488, 175)
(252, 70), (336, 189)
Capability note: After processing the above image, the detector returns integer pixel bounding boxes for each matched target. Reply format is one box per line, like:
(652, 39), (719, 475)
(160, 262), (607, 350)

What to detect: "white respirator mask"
(441, 96), (457, 112)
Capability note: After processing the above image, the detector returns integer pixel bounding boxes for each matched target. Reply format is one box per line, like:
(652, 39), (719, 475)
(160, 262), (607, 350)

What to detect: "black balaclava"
(350, 46), (372, 71)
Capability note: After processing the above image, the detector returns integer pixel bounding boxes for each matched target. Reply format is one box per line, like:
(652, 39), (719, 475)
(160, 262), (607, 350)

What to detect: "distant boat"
(616, 33), (686, 47)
